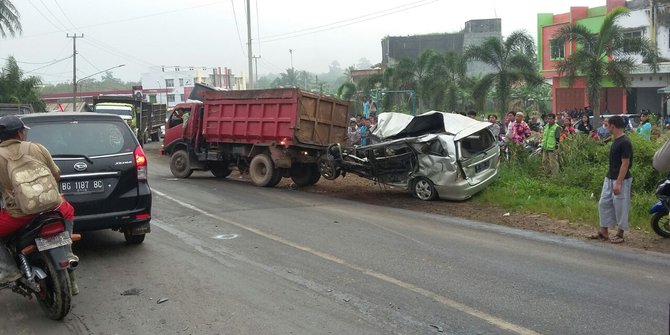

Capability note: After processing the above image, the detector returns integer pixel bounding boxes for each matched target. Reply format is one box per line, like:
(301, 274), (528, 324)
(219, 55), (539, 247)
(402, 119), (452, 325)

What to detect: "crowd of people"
(347, 115), (378, 146)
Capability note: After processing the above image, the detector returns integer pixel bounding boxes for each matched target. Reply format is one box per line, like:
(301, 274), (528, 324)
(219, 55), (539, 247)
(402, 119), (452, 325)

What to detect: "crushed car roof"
(373, 111), (492, 142)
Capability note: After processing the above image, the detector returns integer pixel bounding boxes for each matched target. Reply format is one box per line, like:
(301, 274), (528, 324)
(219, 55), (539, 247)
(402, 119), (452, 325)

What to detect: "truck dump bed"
(201, 88), (348, 147)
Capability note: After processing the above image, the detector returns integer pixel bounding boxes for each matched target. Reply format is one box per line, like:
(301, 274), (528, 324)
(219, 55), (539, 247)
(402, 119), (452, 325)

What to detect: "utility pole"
(252, 55), (261, 84)
(246, 0), (253, 89)
(67, 33), (84, 111)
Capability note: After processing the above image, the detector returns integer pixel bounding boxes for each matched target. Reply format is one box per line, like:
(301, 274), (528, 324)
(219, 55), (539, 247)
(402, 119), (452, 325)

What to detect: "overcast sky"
(0, 0), (605, 84)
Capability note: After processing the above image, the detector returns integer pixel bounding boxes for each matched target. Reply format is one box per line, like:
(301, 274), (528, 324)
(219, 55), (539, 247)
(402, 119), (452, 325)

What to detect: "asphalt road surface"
(1, 142), (669, 334)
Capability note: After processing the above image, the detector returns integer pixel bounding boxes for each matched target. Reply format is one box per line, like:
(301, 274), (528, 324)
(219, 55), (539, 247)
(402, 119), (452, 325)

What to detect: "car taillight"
(134, 146), (148, 181)
(39, 222), (65, 237)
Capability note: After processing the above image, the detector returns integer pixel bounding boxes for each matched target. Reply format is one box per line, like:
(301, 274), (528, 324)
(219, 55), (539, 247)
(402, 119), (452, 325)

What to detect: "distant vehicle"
(319, 112), (500, 201)
(0, 103), (34, 116)
(92, 96), (165, 145)
(22, 112), (152, 244)
(94, 102), (135, 126)
(163, 86), (349, 187)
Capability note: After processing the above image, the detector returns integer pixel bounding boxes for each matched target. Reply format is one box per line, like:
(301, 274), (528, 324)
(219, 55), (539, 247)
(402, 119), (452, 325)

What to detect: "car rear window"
(26, 121), (137, 156)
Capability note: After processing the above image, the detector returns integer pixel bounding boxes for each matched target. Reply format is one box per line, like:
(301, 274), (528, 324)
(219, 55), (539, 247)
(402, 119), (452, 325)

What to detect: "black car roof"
(20, 112), (125, 123)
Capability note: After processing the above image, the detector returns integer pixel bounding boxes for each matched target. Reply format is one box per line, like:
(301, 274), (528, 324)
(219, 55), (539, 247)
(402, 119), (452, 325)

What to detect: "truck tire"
(210, 164), (231, 178)
(150, 132), (160, 142)
(170, 150), (193, 178)
(291, 164), (319, 186)
(249, 154), (278, 187)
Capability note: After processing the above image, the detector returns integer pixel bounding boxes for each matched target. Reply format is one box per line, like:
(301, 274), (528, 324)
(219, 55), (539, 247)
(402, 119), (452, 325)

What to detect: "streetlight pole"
(74, 64), (125, 110)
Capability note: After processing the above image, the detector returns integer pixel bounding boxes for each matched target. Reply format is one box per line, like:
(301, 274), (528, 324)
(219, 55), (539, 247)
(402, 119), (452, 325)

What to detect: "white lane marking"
(153, 189), (540, 335)
(213, 234), (238, 240)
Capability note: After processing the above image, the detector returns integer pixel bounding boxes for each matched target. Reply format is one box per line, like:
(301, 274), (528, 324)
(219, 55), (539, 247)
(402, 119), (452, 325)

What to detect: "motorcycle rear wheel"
(651, 212), (670, 238)
(35, 255), (72, 320)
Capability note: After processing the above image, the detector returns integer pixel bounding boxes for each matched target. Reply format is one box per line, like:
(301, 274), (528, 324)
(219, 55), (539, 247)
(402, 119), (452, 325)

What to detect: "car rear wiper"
(52, 154), (93, 164)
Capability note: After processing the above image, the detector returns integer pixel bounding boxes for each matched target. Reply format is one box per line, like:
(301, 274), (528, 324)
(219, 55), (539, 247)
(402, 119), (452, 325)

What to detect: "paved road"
(1, 142), (669, 334)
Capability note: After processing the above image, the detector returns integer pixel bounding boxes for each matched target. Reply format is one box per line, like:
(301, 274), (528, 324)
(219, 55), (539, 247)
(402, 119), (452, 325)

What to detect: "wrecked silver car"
(318, 111), (500, 200)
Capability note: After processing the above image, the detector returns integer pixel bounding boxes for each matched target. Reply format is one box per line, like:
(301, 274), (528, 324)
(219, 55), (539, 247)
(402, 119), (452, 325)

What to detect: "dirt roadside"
(272, 174), (670, 255)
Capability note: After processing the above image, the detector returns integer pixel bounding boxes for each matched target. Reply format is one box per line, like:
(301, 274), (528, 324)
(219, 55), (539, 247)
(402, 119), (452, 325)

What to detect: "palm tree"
(0, 57), (45, 111)
(385, 49), (444, 112)
(278, 68), (300, 87)
(464, 30), (543, 117)
(0, 0), (21, 38)
(553, 7), (658, 124)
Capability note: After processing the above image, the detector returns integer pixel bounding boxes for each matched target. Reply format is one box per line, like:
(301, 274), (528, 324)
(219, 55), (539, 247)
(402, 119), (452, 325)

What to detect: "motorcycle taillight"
(39, 222), (65, 237)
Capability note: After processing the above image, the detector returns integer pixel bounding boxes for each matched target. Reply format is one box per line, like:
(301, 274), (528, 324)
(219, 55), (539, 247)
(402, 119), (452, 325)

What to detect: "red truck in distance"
(162, 88), (349, 187)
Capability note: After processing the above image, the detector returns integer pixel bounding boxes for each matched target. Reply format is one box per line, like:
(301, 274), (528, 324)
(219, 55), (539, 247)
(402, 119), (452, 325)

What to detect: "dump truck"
(0, 103), (34, 116)
(162, 87), (349, 187)
(92, 96), (166, 144)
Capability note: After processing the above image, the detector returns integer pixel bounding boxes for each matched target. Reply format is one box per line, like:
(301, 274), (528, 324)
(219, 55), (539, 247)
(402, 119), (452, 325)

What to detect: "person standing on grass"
(540, 114), (561, 176)
(590, 115), (632, 244)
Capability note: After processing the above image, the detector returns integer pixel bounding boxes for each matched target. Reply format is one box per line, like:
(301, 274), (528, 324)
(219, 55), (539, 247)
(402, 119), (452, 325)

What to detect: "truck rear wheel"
(170, 150), (193, 178)
(250, 154), (278, 187)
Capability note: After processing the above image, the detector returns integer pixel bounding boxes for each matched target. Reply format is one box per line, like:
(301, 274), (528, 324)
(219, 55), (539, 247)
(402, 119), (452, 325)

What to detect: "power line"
(26, 0), (67, 32)
(229, 0), (247, 58)
(37, 0), (70, 31)
(24, 55), (73, 74)
(83, 36), (154, 67)
(260, 0), (439, 43)
(23, 1), (226, 38)
(78, 52), (101, 72)
(53, 0), (78, 30)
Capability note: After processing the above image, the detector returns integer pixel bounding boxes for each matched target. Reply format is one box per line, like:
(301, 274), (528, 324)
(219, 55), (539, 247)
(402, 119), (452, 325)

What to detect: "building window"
(165, 79), (174, 88)
(179, 78), (184, 86)
(550, 39), (564, 59)
(623, 30), (643, 52)
(167, 94), (175, 103)
(180, 94), (185, 102)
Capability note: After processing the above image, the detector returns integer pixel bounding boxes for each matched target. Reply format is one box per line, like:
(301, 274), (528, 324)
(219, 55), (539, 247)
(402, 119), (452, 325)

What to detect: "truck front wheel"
(170, 150), (193, 178)
(250, 154), (278, 187)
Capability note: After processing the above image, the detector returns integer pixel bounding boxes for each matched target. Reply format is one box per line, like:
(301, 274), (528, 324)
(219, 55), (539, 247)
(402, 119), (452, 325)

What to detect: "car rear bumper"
(434, 170), (498, 201)
(73, 208), (151, 232)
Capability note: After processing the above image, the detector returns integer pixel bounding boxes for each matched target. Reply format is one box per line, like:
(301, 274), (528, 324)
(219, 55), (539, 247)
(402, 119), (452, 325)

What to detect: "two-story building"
(538, 0), (670, 116)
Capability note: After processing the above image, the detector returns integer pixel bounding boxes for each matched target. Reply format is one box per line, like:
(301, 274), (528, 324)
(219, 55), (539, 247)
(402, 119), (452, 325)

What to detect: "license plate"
(35, 232), (72, 251)
(60, 179), (104, 195)
(474, 161), (490, 173)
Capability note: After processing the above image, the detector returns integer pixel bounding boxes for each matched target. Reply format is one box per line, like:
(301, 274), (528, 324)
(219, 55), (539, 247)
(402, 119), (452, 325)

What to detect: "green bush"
(475, 130), (668, 230)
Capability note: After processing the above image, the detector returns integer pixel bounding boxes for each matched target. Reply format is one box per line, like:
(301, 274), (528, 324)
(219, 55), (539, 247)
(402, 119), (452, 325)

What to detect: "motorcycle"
(649, 177), (670, 238)
(0, 210), (80, 320)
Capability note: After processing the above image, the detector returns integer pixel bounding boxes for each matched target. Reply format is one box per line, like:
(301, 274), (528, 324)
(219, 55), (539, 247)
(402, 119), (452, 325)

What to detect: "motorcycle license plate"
(35, 232), (72, 252)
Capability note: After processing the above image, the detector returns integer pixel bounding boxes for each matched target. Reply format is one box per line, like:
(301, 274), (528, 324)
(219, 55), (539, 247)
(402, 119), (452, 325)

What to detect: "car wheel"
(413, 177), (438, 201)
(170, 150), (193, 178)
(124, 232), (146, 244)
(249, 154), (278, 187)
(318, 155), (340, 180)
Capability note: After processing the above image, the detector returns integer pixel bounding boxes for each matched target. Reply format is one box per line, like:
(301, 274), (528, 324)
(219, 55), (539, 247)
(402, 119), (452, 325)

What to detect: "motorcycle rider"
(0, 116), (79, 295)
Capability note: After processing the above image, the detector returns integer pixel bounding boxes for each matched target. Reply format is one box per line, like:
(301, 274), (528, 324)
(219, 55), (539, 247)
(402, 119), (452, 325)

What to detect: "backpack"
(0, 142), (61, 215)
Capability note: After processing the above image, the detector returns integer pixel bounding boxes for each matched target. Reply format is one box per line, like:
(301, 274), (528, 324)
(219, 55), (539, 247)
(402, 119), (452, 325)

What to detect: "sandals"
(588, 232), (608, 241)
(609, 235), (625, 244)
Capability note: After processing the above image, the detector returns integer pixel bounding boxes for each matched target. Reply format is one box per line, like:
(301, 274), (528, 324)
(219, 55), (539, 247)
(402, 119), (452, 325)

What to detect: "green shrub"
(475, 130), (668, 229)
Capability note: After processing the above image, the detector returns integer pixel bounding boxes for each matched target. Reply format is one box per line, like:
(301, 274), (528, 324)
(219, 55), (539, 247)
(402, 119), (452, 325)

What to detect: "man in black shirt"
(590, 115), (632, 243)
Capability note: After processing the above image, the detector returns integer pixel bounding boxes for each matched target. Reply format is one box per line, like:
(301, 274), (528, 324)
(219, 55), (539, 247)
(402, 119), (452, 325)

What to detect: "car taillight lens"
(39, 222), (65, 237)
(134, 146), (148, 181)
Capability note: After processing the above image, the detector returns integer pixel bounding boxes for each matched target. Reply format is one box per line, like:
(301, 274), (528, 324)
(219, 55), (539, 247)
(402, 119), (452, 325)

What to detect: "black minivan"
(21, 112), (151, 244)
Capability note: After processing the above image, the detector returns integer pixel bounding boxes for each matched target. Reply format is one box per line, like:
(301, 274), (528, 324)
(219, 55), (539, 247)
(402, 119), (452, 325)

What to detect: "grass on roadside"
(472, 139), (660, 234)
